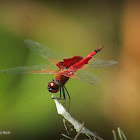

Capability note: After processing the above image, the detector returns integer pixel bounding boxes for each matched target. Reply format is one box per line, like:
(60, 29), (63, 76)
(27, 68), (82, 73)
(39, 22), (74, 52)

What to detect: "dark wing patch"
(56, 56), (83, 69)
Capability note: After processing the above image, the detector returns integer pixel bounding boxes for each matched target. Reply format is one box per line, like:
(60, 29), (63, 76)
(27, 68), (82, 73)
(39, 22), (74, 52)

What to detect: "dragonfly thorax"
(48, 80), (60, 93)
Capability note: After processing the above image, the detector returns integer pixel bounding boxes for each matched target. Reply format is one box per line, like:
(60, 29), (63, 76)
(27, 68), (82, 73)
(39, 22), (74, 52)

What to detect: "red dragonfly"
(2, 40), (118, 103)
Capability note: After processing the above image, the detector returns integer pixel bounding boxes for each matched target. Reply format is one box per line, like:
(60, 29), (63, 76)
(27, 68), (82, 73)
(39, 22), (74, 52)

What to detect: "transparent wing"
(2, 65), (58, 74)
(87, 58), (118, 69)
(74, 69), (100, 84)
(24, 40), (69, 64)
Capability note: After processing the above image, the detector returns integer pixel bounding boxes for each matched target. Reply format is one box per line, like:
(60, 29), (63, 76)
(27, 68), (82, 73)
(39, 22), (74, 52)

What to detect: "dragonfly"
(2, 40), (118, 106)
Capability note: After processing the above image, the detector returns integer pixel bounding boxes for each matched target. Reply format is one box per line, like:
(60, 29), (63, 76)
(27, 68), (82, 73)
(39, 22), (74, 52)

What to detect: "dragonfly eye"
(48, 81), (59, 93)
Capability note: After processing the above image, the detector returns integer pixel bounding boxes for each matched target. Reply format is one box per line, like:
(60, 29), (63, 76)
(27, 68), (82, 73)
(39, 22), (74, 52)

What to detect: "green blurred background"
(0, 0), (140, 140)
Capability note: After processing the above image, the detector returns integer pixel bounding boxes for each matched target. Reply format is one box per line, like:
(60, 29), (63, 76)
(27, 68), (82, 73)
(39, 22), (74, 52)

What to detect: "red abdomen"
(69, 46), (104, 70)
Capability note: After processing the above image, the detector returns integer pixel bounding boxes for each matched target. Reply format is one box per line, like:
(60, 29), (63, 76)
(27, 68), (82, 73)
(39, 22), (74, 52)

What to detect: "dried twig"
(52, 95), (127, 140)
(74, 122), (84, 140)
(63, 119), (70, 135)
(112, 127), (127, 140)
(112, 130), (117, 140)
(86, 134), (93, 140)
(52, 95), (103, 140)
(118, 127), (127, 140)
(61, 133), (73, 140)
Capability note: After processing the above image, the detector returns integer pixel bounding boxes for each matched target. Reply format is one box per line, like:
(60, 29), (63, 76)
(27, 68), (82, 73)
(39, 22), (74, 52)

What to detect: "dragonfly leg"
(64, 86), (71, 101)
(59, 87), (62, 99)
(53, 87), (64, 100)
(62, 87), (66, 105)
(64, 86), (71, 112)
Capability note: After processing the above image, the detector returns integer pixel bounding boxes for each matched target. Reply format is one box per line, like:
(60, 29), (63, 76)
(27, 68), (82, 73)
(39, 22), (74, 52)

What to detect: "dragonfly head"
(48, 80), (60, 93)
